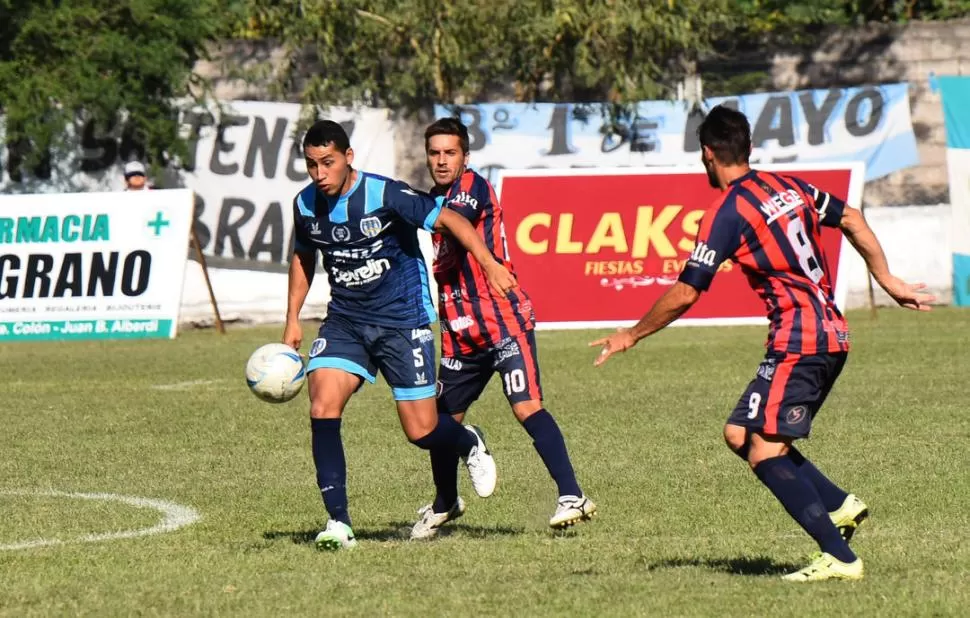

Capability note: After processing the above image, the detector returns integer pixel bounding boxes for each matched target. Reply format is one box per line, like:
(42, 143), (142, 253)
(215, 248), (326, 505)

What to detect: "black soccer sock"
(523, 409), (582, 498)
(753, 456), (856, 563)
(788, 448), (849, 512)
(429, 448), (461, 513)
(310, 418), (351, 527)
(412, 413), (476, 457)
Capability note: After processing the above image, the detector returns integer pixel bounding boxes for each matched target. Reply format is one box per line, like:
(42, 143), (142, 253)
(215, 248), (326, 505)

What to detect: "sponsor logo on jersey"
(688, 241), (717, 268)
(449, 191), (479, 210)
(331, 240), (383, 261)
(448, 315), (474, 331)
(310, 221), (322, 236)
(332, 225), (351, 242)
(759, 188), (805, 222)
(439, 288), (463, 303)
(360, 216), (383, 238)
(331, 258), (390, 287)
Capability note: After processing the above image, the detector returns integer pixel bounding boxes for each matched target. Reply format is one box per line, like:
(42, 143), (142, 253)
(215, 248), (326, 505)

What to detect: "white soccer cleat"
(410, 497), (467, 540)
(462, 425), (497, 498)
(314, 519), (358, 551)
(549, 495), (597, 529)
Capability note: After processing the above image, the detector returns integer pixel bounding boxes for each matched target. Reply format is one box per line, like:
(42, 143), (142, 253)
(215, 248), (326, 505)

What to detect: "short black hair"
(302, 120), (350, 153)
(425, 117), (470, 153)
(697, 105), (751, 165)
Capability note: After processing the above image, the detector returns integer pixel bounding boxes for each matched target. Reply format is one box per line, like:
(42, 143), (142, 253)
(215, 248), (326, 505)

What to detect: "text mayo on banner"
(437, 84), (916, 185)
(0, 189), (194, 341)
(495, 164), (864, 329)
(939, 76), (970, 306)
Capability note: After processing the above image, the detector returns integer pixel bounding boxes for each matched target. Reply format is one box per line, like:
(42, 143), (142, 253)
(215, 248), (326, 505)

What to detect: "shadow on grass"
(263, 522), (524, 546)
(641, 556), (801, 577)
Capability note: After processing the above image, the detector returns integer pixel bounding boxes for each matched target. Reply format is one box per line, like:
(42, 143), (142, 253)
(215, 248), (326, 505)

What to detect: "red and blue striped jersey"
(432, 170), (535, 356)
(679, 169), (850, 355)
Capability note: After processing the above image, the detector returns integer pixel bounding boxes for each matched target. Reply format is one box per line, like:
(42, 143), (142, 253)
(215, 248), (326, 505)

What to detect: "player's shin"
(429, 448), (461, 513)
(311, 418), (351, 527)
(522, 409), (582, 497)
(753, 456), (856, 564)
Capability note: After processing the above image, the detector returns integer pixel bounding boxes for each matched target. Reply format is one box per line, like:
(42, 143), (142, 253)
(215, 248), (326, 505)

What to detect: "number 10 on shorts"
(503, 369), (526, 395)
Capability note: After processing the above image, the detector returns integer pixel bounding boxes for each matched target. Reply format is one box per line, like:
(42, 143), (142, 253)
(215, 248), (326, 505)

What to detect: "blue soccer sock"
(310, 418), (351, 527)
(788, 447), (849, 512)
(429, 448), (461, 513)
(523, 409), (582, 498)
(754, 456), (856, 563)
(412, 413), (476, 456)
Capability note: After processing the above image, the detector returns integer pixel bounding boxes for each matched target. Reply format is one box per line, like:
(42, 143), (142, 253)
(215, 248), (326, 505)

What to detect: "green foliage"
(239, 0), (732, 109)
(0, 0), (228, 170)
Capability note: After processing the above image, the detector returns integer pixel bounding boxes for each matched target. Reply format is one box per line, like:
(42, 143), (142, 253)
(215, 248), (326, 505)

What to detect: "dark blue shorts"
(306, 314), (437, 401)
(437, 329), (543, 414)
(727, 351), (848, 439)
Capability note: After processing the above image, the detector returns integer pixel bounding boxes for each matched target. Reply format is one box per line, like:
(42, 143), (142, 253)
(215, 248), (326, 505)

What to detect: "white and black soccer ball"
(245, 343), (306, 403)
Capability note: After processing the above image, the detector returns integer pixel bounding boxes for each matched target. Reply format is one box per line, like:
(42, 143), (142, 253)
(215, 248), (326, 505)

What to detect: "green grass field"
(1, 308), (968, 616)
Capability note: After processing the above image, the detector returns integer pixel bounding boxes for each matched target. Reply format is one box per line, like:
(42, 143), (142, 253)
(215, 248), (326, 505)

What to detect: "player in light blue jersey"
(283, 120), (518, 550)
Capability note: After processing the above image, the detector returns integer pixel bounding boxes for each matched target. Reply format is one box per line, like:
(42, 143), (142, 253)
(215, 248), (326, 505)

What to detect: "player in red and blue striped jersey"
(410, 118), (596, 539)
(592, 105), (934, 582)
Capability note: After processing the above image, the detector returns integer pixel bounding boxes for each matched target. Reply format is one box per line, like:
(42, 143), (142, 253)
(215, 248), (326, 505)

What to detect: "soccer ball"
(245, 343), (306, 403)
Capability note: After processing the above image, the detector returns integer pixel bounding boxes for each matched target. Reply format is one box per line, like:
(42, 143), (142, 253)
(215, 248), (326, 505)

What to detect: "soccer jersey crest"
(360, 216), (382, 238)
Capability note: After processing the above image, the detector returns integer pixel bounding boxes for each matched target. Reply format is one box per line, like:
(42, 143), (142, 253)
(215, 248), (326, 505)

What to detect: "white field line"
(0, 489), (201, 551)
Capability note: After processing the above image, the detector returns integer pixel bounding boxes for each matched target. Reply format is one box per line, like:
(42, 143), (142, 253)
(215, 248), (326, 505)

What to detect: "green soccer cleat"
(314, 520), (358, 551)
(782, 552), (864, 582)
(829, 494), (869, 542)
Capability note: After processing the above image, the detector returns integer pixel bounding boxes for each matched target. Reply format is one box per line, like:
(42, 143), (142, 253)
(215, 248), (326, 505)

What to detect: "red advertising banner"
(495, 164), (864, 328)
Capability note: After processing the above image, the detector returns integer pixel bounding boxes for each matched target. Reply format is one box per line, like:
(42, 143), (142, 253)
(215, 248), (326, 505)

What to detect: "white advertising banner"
(0, 189), (194, 341)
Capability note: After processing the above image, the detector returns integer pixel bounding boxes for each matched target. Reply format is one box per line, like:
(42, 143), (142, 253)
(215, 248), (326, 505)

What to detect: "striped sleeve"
(678, 195), (743, 292)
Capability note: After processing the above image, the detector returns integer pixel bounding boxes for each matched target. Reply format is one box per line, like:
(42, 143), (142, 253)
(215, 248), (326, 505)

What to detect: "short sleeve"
(678, 197), (743, 292)
(385, 181), (442, 232)
(292, 191), (314, 255)
(790, 176), (846, 228)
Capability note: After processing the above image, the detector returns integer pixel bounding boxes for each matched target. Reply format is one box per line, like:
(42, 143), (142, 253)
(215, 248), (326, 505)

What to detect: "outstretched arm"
(433, 208), (517, 298)
(589, 282), (700, 366)
(840, 206), (935, 311)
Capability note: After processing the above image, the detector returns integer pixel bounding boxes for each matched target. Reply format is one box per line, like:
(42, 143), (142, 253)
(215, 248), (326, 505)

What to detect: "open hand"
(589, 328), (637, 366)
(878, 276), (936, 311)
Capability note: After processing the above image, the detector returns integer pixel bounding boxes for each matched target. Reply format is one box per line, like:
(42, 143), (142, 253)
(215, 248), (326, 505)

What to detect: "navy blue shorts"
(727, 351), (848, 439)
(306, 314), (437, 401)
(437, 330), (543, 414)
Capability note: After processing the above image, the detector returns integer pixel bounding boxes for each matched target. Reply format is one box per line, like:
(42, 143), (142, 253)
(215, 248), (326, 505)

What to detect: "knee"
(723, 424), (748, 457)
(309, 397), (343, 420)
(511, 400), (543, 424)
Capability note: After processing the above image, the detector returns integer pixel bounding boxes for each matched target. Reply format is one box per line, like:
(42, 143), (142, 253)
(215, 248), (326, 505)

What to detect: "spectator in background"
(123, 161), (152, 191)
